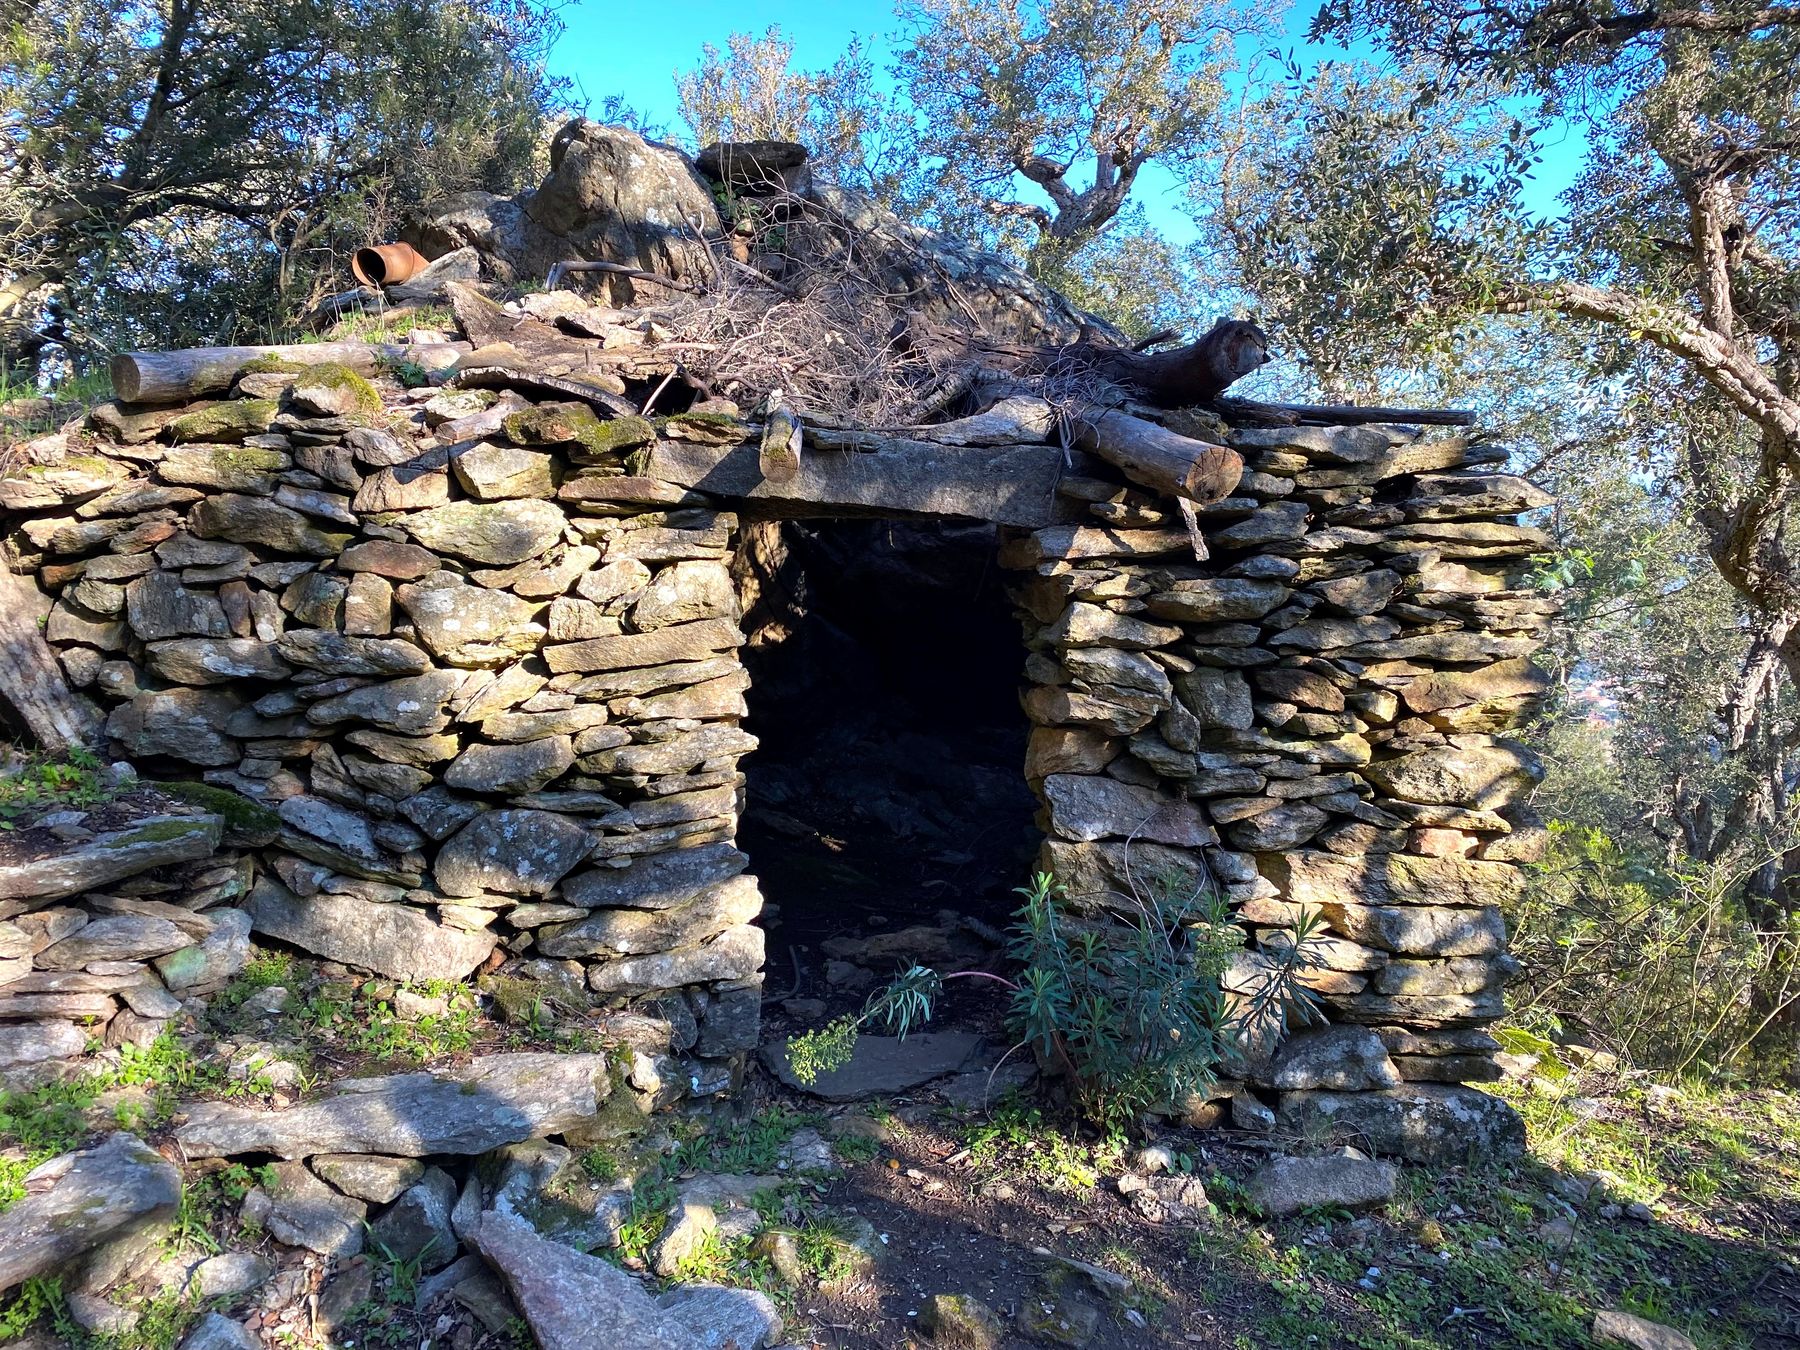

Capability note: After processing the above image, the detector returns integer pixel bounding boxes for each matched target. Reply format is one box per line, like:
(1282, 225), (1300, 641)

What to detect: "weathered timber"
(546, 259), (697, 293)
(1219, 397), (1478, 428)
(1075, 410), (1244, 505)
(1086, 318), (1271, 407)
(448, 365), (639, 418)
(758, 405), (802, 484)
(0, 556), (101, 752)
(812, 395), (1059, 449)
(645, 437), (1066, 527)
(111, 343), (467, 404)
(903, 315), (1268, 411)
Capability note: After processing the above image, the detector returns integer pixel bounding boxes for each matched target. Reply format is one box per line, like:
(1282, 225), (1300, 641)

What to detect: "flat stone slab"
(471, 1211), (703, 1350)
(1274, 1085), (1525, 1166)
(658, 1282), (783, 1350)
(177, 1053), (614, 1159)
(761, 1033), (987, 1101)
(0, 1132), (182, 1295)
(246, 878), (496, 982)
(0, 813), (221, 911)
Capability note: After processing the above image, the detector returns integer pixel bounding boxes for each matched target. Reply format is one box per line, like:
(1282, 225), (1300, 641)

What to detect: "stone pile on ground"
(0, 1055), (795, 1350)
(0, 795), (250, 1086)
(1003, 415), (1551, 1156)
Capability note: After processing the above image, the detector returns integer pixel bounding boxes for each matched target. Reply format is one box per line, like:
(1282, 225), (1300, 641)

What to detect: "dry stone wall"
(6, 359), (767, 1101)
(1006, 416), (1553, 1152)
(6, 335), (1554, 1149)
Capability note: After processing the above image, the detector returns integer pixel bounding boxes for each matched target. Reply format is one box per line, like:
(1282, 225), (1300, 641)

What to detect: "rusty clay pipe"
(351, 242), (429, 289)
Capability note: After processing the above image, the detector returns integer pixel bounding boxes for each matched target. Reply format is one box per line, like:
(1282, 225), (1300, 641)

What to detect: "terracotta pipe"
(351, 242), (429, 289)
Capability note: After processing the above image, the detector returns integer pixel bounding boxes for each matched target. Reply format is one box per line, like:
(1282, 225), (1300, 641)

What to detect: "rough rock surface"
(1268, 1027), (1403, 1091)
(1593, 1310), (1699, 1350)
(1243, 1154), (1399, 1217)
(0, 814), (221, 906)
(434, 810), (595, 898)
(0, 1133), (183, 1295)
(177, 1054), (614, 1158)
(1275, 1086), (1526, 1165)
(247, 880), (497, 982)
(470, 1210), (701, 1350)
(761, 1033), (987, 1101)
(263, 1160), (367, 1256)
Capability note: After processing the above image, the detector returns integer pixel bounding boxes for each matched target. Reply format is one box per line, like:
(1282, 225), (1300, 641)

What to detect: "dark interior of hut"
(734, 518), (1041, 1029)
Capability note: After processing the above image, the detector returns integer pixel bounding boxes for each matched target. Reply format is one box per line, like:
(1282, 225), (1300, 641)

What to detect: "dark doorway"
(735, 518), (1040, 1010)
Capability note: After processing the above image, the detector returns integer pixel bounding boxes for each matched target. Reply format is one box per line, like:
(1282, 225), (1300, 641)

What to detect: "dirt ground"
(738, 1062), (1800, 1350)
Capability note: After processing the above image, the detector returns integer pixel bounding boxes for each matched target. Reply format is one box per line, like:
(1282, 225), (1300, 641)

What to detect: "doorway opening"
(735, 518), (1040, 1028)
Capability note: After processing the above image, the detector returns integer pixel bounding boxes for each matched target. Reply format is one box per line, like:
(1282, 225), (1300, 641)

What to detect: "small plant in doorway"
(785, 868), (1328, 1129)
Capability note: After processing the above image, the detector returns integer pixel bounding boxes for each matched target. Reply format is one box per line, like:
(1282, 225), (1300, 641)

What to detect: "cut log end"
(1179, 445), (1248, 505)
(1079, 410), (1245, 507)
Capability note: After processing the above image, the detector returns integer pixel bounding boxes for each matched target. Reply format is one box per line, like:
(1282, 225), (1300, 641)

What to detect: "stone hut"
(0, 126), (1553, 1158)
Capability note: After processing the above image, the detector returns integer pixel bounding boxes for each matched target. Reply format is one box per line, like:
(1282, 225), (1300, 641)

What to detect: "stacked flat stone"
(8, 360), (765, 1099)
(1003, 415), (1554, 1115)
(0, 813), (253, 1086)
(9, 328), (1553, 1135)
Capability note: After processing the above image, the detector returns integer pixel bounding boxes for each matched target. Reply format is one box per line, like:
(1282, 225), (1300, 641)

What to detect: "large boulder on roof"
(411, 124), (1107, 345)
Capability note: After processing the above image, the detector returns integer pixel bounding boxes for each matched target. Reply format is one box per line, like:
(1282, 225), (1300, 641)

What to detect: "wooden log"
(110, 342), (467, 404)
(449, 364), (638, 418)
(881, 395), (1058, 448)
(0, 558), (101, 752)
(1074, 410), (1244, 505)
(758, 405), (802, 484)
(899, 314), (1270, 410)
(1089, 318), (1271, 407)
(646, 437), (1066, 528)
(1219, 397), (1477, 427)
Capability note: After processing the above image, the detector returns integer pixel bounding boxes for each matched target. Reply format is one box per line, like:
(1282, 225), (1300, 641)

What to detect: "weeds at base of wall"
(787, 869), (1328, 1131)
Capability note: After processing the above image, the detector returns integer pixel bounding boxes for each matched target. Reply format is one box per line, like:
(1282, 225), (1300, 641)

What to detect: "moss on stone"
(151, 781), (281, 846)
(576, 1082), (656, 1144)
(20, 454), (115, 479)
(237, 354), (305, 377)
(504, 404), (655, 460)
(581, 415), (656, 458)
(189, 445), (288, 473)
(103, 818), (208, 846)
(656, 410), (747, 444)
(484, 975), (550, 1026)
(504, 402), (599, 446)
(291, 362), (384, 418)
(166, 399), (279, 443)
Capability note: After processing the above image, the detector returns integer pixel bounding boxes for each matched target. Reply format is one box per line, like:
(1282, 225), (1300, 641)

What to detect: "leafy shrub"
(1508, 822), (1800, 1081)
(789, 868), (1325, 1128)
(0, 1277), (67, 1341)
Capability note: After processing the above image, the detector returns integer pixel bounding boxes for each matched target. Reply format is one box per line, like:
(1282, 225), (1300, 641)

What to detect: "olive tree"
(1, 0), (566, 372)
(1313, 0), (1800, 761)
(896, 0), (1256, 253)
(674, 26), (920, 207)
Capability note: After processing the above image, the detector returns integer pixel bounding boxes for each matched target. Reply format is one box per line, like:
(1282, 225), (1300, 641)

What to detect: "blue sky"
(547, 0), (1586, 243)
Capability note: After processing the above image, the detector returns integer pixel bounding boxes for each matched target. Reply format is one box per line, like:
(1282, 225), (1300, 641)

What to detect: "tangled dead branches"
(649, 187), (1144, 428)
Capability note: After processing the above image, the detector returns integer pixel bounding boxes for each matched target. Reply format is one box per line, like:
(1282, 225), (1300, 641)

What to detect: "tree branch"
(1490, 279), (1800, 442)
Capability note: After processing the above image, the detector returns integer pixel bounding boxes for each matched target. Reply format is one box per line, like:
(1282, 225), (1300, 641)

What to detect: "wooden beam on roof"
(644, 435), (1069, 528)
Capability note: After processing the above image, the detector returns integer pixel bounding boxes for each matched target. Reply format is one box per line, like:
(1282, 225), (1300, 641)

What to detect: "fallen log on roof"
(110, 342), (467, 404)
(1075, 410), (1244, 505)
